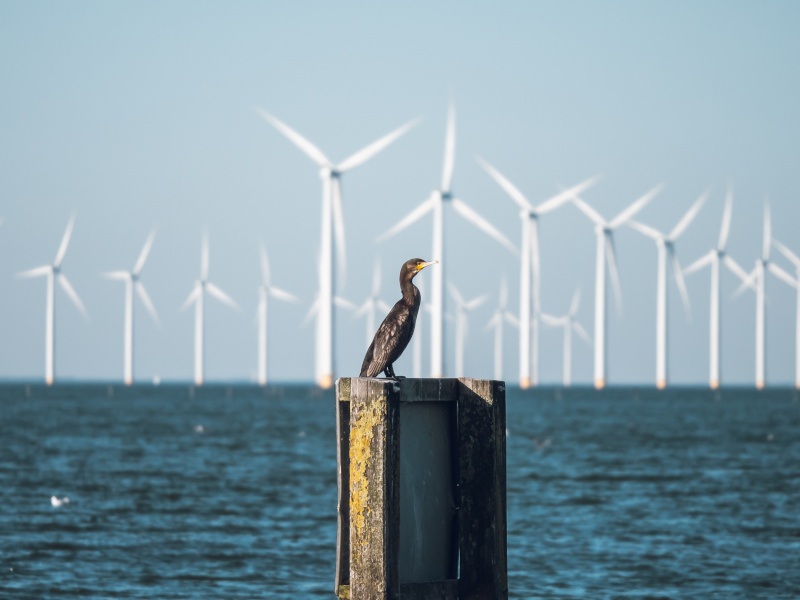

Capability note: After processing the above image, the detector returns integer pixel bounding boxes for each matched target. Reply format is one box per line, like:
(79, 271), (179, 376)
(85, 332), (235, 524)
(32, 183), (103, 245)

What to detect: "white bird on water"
(50, 495), (70, 507)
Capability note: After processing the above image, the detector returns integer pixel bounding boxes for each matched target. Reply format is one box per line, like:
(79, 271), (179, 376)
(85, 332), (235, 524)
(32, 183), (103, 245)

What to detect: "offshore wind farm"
(1, 3), (799, 389)
(3, 6), (800, 600)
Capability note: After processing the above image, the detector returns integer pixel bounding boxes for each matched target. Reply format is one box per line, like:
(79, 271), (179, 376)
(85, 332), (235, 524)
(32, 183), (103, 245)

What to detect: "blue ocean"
(1, 384), (799, 599)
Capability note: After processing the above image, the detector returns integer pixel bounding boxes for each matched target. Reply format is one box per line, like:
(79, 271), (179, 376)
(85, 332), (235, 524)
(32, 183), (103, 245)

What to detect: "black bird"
(360, 258), (438, 378)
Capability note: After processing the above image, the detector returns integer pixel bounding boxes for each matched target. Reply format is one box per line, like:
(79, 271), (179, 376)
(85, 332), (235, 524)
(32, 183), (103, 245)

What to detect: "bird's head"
(404, 258), (438, 280)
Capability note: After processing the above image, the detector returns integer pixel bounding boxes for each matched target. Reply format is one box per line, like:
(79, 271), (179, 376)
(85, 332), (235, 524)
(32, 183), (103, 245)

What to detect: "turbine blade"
(718, 188), (733, 251)
(336, 117), (420, 172)
(669, 190), (708, 241)
(353, 300), (372, 319)
(475, 156), (532, 211)
(259, 243), (270, 286)
(723, 255), (752, 284)
(683, 251), (714, 277)
(540, 313), (562, 327)
(538, 175), (603, 215)
(569, 288), (581, 316)
(269, 286), (298, 302)
(334, 296), (357, 311)
(255, 108), (330, 167)
(180, 285), (201, 312)
(571, 196), (606, 227)
(207, 282), (239, 310)
(17, 265), (51, 278)
(451, 197), (518, 255)
(574, 322), (592, 345)
(54, 215), (75, 268)
(377, 299), (392, 313)
(499, 278), (508, 308)
(133, 229), (157, 275)
(302, 296), (319, 327)
(628, 220), (663, 241)
(375, 194), (436, 242)
(371, 258), (382, 297)
(58, 274), (88, 319)
(670, 250), (691, 317)
(485, 311), (501, 331)
(762, 200), (771, 261)
(774, 239), (800, 270)
(504, 311), (520, 328)
(732, 268), (757, 298)
(447, 282), (465, 306)
(135, 282), (160, 325)
(103, 271), (130, 281)
(441, 102), (456, 192)
(605, 233), (623, 316)
(609, 184), (663, 229)
(768, 262), (798, 288)
(201, 232), (209, 281)
(465, 295), (487, 311)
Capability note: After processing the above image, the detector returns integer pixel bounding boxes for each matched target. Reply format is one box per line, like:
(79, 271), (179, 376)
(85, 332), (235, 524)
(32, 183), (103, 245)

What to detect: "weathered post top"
(335, 377), (507, 600)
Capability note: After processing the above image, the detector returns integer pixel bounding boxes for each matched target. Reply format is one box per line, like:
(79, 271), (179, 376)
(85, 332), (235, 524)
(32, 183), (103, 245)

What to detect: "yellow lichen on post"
(349, 402), (376, 538)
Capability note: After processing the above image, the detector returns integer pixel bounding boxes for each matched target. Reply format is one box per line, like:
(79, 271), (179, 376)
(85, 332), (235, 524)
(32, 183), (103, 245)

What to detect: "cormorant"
(360, 258), (438, 378)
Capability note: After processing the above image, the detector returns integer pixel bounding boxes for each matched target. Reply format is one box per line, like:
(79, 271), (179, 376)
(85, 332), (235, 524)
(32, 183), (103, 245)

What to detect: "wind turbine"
(104, 229), (159, 385)
(257, 109), (419, 389)
(477, 157), (600, 388)
(448, 283), (487, 377)
(485, 278), (517, 381)
(353, 258), (391, 347)
(772, 239), (800, 389)
(732, 201), (795, 389)
(628, 191), (708, 388)
(377, 102), (517, 378)
(570, 185), (663, 389)
(18, 216), (88, 385)
(180, 233), (239, 386)
(257, 244), (297, 386)
(540, 289), (591, 387)
(683, 190), (752, 389)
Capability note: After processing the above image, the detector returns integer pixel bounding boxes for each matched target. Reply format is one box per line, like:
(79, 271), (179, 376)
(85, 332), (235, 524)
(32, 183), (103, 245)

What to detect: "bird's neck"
(400, 278), (420, 307)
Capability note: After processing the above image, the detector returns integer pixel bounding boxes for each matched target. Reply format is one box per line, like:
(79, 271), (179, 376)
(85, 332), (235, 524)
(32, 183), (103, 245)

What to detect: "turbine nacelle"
(319, 166), (340, 180)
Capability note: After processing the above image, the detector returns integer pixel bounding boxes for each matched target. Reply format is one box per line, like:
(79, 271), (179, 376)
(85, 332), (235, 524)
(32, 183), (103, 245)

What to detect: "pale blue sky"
(1, 1), (799, 384)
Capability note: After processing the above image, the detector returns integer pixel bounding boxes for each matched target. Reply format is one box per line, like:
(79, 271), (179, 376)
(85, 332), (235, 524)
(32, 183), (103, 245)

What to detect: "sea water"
(1, 384), (798, 599)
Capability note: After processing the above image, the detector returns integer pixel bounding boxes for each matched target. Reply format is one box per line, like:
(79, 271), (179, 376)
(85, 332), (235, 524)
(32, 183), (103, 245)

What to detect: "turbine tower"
(18, 216), (88, 385)
(478, 157), (599, 388)
(257, 109), (418, 389)
(540, 289), (591, 387)
(104, 229), (159, 386)
(485, 278), (517, 381)
(683, 190), (751, 389)
(448, 283), (487, 377)
(571, 185), (663, 389)
(772, 239), (800, 389)
(257, 244), (297, 386)
(180, 233), (239, 386)
(628, 191), (708, 388)
(733, 202), (794, 389)
(377, 102), (517, 377)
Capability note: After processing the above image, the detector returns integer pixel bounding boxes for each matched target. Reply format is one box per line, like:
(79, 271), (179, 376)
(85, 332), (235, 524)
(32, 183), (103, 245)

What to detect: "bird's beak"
(417, 260), (439, 271)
